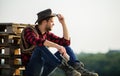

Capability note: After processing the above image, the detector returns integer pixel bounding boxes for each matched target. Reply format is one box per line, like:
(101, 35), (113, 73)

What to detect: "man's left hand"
(57, 14), (65, 25)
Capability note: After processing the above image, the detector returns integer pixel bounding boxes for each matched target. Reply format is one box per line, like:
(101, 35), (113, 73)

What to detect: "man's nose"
(52, 23), (54, 26)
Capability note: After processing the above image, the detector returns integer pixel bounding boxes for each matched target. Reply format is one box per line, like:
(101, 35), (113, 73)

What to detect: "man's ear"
(42, 20), (47, 25)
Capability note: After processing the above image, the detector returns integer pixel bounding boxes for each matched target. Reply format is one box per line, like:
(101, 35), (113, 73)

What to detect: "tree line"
(51, 51), (120, 76)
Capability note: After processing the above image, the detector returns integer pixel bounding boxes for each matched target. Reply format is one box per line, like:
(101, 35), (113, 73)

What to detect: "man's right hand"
(57, 46), (66, 54)
(57, 45), (70, 61)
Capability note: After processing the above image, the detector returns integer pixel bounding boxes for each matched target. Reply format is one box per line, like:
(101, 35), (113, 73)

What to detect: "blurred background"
(0, 0), (120, 76)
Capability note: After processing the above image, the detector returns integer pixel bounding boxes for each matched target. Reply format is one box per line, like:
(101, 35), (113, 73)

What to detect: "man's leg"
(39, 46), (61, 76)
(55, 46), (81, 76)
(25, 46), (44, 76)
(55, 46), (98, 76)
(25, 46), (61, 76)
(55, 46), (79, 66)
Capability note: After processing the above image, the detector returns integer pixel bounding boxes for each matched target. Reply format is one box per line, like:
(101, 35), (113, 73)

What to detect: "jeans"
(55, 46), (78, 66)
(25, 46), (78, 76)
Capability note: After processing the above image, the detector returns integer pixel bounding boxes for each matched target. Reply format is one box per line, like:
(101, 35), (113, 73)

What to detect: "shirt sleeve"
(47, 32), (70, 46)
(24, 28), (46, 46)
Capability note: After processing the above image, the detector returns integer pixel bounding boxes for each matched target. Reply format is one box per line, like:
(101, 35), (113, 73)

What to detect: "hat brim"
(35, 14), (57, 24)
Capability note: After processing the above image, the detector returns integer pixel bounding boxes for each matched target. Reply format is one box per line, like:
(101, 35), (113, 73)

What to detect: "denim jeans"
(25, 46), (78, 76)
(55, 46), (78, 66)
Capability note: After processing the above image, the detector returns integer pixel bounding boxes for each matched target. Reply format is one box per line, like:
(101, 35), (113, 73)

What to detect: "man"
(21, 9), (98, 76)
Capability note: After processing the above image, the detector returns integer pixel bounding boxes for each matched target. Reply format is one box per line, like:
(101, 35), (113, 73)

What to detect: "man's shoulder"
(22, 25), (39, 36)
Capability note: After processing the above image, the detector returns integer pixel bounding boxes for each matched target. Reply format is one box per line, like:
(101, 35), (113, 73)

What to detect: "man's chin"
(49, 27), (53, 31)
(46, 28), (52, 32)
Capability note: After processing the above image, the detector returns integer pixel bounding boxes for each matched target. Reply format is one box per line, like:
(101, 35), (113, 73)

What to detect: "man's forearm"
(57, 14), (70, 40)
(62, 22), (70, 40)
(43, 40), (69, 60)
(44, 40), (60, 49)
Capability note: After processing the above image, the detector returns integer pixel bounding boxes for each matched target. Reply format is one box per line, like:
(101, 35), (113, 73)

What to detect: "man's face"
(45, 17), (54, 31)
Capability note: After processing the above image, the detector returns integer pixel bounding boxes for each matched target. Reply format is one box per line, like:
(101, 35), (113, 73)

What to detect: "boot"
(73, 62), (99, 76)
(59, 63), (81, 76)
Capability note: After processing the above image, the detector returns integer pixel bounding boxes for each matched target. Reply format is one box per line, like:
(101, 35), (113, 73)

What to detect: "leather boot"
(59, 63), (81, 76)
(72, 62), (99, 76)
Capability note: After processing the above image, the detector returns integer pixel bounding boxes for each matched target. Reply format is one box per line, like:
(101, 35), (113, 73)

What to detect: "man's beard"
(45, 25), (52, 32)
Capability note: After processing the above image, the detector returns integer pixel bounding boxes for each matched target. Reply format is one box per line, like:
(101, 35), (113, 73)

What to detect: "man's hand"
(57, 14), (65, 25)
(57, 45), (70, 61)
(57, 45), (66, 54)
(57, 14), (70, 40)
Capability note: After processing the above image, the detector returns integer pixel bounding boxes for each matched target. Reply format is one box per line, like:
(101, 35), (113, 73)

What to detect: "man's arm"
(57, 14), (70, 40)
(44, 40), (70, 60)
(44, 14), (70, 60)
(44, 40), (64, 53)
(24, 28), (69, 60)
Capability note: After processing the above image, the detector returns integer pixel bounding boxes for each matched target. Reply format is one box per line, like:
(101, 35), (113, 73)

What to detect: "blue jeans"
(25, 46), (78, 76)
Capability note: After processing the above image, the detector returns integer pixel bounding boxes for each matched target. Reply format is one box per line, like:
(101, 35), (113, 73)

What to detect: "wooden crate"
(0, 23), (34, 34)
(0, 23), (34, 76)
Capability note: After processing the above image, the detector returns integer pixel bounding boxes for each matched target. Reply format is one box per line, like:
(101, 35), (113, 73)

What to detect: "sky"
(0, 0), (120, 53)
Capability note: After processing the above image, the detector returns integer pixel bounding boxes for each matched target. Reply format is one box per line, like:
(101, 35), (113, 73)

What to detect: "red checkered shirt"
(24, 25), (70, 46)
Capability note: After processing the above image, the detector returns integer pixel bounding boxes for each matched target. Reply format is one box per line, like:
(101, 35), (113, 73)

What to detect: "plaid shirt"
(22, 25), (70, 66)
(24, 25), (70, 46)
